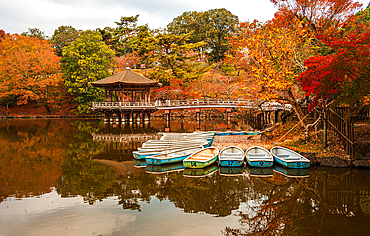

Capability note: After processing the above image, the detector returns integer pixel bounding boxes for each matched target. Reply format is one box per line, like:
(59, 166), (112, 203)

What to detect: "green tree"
(167, 8), (239, 62)
(61, 30), (115, 113)
(98, 15), (142, 56)
(51, 25), (81, 57)
(144, 31), (209, 86)
(21, 28), (47, 39)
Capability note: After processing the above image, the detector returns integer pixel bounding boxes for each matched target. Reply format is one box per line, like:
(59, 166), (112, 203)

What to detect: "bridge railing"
(92, 99), (292, 111)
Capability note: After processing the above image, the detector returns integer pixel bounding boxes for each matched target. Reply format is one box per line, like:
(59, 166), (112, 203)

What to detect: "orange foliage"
(0, 34), (63, 113)
(271, 0), (362, 37)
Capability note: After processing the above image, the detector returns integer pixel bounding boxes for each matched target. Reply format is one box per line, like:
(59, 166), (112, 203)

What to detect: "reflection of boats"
(183, 147), (219, 169)
(245, 146), (274, 168)
(218, 146), (245, 167)
(145, 162), (186, 174)
(219, 166), (244, 176)
(133, 159), (149, 168)
(145, 146), (203, 165)
(273, 165), (310, 178)
(246, 166), (273, 177)
(183, 163), (218, 177)
(271, 146), (310, 169)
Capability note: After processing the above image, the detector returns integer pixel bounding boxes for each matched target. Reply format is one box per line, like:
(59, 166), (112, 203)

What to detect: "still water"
(1, 118), (370, 236)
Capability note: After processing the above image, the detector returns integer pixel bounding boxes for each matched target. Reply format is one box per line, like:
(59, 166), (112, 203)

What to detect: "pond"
(1, 118), (370, 236)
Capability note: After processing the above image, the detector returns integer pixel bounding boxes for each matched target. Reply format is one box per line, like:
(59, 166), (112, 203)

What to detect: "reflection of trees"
(0, 120), (69, 202)
(56, 121), (115, 205)
(223, 169), (370, 236)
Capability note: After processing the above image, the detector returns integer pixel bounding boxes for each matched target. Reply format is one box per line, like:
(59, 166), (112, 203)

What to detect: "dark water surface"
(1, 119), (370, 236)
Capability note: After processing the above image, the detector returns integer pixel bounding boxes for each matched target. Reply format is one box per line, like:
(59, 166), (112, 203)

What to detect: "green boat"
(183, 147), (219, 169)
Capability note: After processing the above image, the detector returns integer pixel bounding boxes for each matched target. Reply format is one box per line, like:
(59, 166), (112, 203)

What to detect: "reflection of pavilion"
(92, 122), (160, 161)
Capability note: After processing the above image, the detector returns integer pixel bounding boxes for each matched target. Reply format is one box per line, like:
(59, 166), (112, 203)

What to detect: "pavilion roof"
(91, 69), (160, 88)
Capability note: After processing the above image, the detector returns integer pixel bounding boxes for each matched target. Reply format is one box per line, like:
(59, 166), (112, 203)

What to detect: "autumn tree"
(167, 8), (239, 62)
(270, 0), (362, 37)
(0, 34), (62, 114)
(51, 25), (81, 57)
(227, 19), (316, 125)
(61, 30), (115, 113)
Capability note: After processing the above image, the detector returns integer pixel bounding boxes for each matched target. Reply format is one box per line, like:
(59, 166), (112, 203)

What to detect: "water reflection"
(1, 119), (370, 235)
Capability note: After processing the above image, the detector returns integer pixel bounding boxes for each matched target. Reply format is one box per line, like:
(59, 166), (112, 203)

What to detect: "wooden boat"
(183, 163), (218, 177)
(145, 146), (202, 165)
(270, 146), (310, 169)
(183, 147), (219, 169)
(273, 165), (310, 178)
(219, 166), (244, 176)
(246, 166), (273, 177)
(245, 146), (274, 168)
(146, 162), (185, 174)
(218, 146), (245, 167)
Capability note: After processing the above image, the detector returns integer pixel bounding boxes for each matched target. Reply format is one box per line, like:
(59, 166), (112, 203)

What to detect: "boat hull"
(183, 156), (218, 168)
(247, 160), (274, 168)
(146, 154), (190, 165)
(219, 159), (244, 167)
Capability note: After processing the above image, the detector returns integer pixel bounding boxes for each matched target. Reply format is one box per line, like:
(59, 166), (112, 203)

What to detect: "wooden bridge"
(92, 99), (292, 112)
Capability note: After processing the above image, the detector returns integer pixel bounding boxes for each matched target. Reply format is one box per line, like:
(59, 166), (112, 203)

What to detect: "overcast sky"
(1, 0), (370, 37)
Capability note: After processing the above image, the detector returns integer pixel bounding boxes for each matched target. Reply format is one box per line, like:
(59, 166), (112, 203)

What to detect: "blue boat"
(245, 146), (274, 168)
(218, 146), (245, 167)
(270, 146), (310, 169)
(273, 165), (310, 178)
(145, 146), (202, 165)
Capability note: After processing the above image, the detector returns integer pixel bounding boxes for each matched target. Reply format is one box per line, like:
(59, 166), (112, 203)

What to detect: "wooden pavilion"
(91, 68), (160, 122)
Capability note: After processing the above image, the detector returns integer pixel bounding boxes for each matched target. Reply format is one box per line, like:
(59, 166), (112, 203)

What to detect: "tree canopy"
(167, 8), (239, 63)
(61, 30), (115, 113)
(0, 34), (62, 113)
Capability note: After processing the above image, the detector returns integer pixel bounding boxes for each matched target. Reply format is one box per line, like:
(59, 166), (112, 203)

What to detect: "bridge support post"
(227, 108), (232, 131)
(115, 112), (121, 123)
(196, 109), (200, 131)
(165, 110), (170, 132)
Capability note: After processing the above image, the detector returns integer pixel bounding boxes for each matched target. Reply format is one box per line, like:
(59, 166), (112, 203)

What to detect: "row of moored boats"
(133, 131), (310, 169)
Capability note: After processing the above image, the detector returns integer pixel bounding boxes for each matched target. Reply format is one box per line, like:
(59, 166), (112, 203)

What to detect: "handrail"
(91, 99), (292, 111)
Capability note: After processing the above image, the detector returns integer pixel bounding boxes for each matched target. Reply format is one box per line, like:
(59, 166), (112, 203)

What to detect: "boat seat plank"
(223, 153), (242, 156)
(277, 154), (290, 158)
(248, 153), (267, 156)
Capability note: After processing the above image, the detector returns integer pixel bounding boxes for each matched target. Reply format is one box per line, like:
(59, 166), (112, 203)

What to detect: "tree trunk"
(44, 103), (52, 115)
(286, 90), (308, 127)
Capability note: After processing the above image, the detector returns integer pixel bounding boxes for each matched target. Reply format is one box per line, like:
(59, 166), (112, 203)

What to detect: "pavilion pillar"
(109, 90), (112, 102)
(165, 110), (171, 132)
(104, 89), (107, 102)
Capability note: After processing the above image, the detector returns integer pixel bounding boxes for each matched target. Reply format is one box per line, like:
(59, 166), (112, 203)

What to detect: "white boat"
(218, 146), (245, 167)
(270, 146), (310, 169)
(245, 146), (274, 168)
(133, 143), (204, 159)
